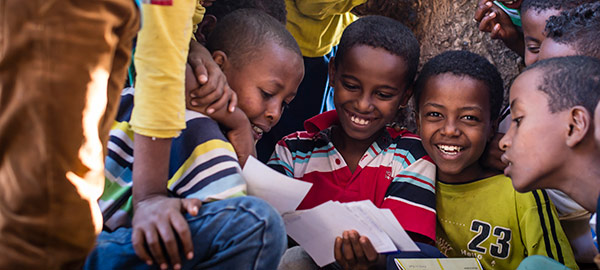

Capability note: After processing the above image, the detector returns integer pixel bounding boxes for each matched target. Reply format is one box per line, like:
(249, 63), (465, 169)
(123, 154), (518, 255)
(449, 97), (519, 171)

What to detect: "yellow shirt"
(130, 1), (204, 138)
(286, 0), (366, 57)
(436, 175), (577, 270)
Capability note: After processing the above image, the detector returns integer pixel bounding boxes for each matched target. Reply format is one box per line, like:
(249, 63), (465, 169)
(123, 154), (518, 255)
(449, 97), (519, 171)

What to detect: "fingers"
(358, 236), (379, 262)
(334, 237), (348, 268)
(156, 221), (181, 270)
(490, 23), (503, 39)
(132, 228), (153, 266)
(342, 231), (358, 264)
(181, 198), (202, 216)
(193, 60), (209, 85)
(206, 83), (231, 114)
(228, 87), (237, 113)
(142, 226), (169, 270)
(474, 0), (493, 22)
(479, 11), (497, 33)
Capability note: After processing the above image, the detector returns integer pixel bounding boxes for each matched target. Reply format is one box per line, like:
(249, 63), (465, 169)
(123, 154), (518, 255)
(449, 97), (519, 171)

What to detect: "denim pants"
(85, 196), (287, 270)
(0, 0), (139, 268)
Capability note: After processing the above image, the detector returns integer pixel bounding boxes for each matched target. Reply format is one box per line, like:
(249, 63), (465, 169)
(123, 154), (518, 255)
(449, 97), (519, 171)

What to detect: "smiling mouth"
(251, 124), (264, 140)
(436, 144), (463, 155)
(350, 114), (371, 126)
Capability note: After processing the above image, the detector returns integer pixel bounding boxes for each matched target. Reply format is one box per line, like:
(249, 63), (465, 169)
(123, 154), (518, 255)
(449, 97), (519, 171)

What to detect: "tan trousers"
(0, 0), (139, 268)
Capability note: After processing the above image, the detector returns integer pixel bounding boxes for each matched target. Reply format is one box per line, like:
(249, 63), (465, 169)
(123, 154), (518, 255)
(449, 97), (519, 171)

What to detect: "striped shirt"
(267, 110), (437, 241)
(100, 88), (246, 231)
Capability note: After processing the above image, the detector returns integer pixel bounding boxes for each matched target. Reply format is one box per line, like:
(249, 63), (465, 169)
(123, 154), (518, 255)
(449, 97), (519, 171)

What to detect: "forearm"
(130, 0), (197, 138)
(132, 133), (173, 207)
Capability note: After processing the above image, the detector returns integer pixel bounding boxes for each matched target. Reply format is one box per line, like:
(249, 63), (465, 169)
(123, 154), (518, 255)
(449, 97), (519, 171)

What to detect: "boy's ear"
(328, 57), (336, 87)
(399, 86), (413, 108)
(194, 14), (217, 45)
(566, 106), (592, 147)
(211, 50), (228, 69)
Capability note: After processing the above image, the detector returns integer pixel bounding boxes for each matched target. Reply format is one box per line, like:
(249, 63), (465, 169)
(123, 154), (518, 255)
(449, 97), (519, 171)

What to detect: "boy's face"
(522, 9), (561, 66)
(499, 70), (568, 191)
(223, 42), (304, 140)
(538, 38), (578, 61)
(330, 45), (410, 142)
(417, 74), (493, 183)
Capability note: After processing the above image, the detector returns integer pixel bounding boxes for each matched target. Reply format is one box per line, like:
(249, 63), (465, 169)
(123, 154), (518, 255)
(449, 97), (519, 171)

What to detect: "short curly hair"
(413, 50), (505, 121)
(205, 0), (286, 24)
(207, 9), (300, 69)
(521, 0), (596, 14)
(545, 2), (600, 58)
(334, 15), (420, 90)
(525, 56), (600, 114)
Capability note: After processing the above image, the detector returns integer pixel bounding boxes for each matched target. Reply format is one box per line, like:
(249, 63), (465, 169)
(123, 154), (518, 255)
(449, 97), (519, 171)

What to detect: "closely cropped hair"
(413, 50), (505, 121)
(334, 15), (420, 88)
(207, 9), (301, 69)
(525, 56), (600, 114)
(545, 2), (600, 58)
(205, 0), (286, 24)
(521, 0), (596, 14)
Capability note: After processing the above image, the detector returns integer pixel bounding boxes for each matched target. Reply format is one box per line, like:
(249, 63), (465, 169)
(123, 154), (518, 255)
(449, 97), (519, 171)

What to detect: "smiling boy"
(414, 51), (576, 270)
(269, 16), (438, 269)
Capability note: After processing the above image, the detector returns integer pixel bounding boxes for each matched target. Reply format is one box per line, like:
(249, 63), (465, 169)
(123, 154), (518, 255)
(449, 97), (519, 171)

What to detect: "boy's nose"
(355, 94), (373, 112)
(265, 102), (282, 126)
(440, 120), (460, 137)
(499, 134), (510, 151)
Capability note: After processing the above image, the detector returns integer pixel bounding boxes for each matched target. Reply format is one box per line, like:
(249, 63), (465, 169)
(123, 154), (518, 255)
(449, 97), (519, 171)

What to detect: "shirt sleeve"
(267, 138), (296, 178)
(166, 110), (246, 202)
(518, 190), (577, 270)
(381, 141), (437, 242)
(130, 0), (197, 138)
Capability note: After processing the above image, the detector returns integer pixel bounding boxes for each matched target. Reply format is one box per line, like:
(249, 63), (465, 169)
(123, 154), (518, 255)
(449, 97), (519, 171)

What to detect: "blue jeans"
(85, 196), (286, 270)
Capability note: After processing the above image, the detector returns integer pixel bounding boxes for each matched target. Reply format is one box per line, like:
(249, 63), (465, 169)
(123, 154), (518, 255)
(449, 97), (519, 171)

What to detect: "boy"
(475, 0), (594, 65)
(85, 10), (304, 270)
(414, 50), (577, 270)
(539, 2), (600, 61)
(500, 55), (600, 240)
(269, 16), (437, 269)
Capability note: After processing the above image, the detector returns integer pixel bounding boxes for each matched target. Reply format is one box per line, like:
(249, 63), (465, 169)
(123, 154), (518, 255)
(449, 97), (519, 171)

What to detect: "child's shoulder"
(385, 127), (429, 158)
(278, 129), (332, 152)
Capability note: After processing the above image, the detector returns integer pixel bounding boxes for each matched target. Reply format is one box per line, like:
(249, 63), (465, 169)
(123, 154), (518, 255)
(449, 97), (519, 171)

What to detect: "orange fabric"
(0, 0), (139, 268)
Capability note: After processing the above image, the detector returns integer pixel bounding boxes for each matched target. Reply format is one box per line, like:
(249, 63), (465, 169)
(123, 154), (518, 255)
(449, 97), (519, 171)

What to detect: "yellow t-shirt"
(130, 1), (204, 138)
(286, 0), (366, 57)
(436, 175), (578, 270)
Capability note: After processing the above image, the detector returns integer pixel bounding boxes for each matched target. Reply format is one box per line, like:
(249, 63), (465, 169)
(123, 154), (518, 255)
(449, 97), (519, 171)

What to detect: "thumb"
(181, 198), (203, 216)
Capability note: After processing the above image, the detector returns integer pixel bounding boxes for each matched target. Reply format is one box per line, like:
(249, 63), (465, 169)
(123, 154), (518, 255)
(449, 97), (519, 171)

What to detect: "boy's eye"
(461, 115), (479, 121)
(425, 111), (442, 118)
(342, 82), (359, 91)
(526, 45), (540, 54)
(375, 91), (394, 99)
(261, 89), (274, 99)
(512, 116), (523, 127)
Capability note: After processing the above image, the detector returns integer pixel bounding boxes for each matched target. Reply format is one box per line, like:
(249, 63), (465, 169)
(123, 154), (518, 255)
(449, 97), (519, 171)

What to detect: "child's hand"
(222, 109), (256, 167)
(334, 230), (386, 270)
(474, 0), (524, 56)
(131, 196), (202, 270)
(187, 40), (237, 114)
(481, 132), (508, 172)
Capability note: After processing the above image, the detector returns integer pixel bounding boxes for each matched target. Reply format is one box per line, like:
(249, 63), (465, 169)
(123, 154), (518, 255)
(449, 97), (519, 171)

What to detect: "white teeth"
(252, 125), (263, 135)
(437, 144), (463, 155)
(350, 115), (370, 126)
